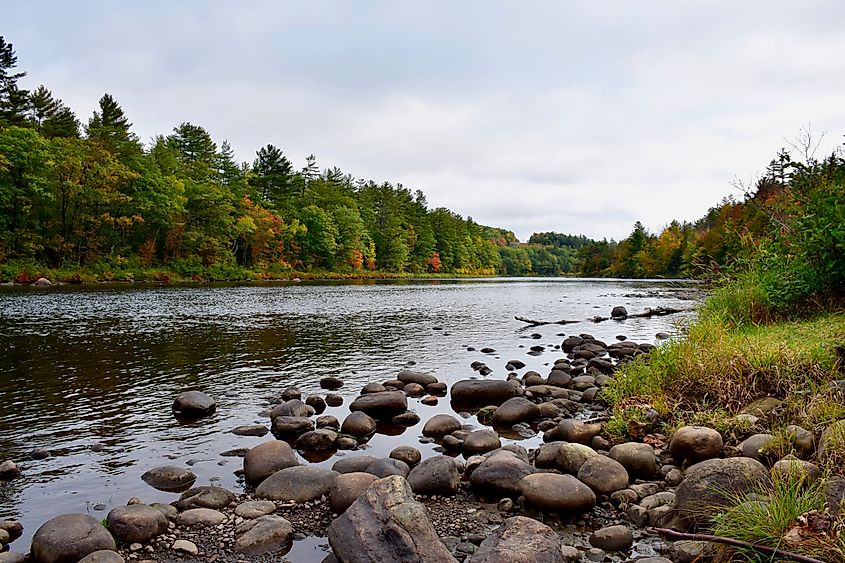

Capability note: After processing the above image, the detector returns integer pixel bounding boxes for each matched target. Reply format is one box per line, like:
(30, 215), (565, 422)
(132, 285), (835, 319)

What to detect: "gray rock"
(557, 443), (599, 475)
(176, 486), (236, 510)
(234, 514), (293, 555)
(341, 411), (377, 436)
(328, 475), (457, 563)
(231, 424), (269, 437)
(281, 386), (301, 401)
(326, 393), (344, 406)
(668, 540), (705, 563)
(176, 508), (226, 527)
(398, 370), (438, 386)
(422, 414), (462, 437)
(271, 415), (314, 437)
(316, 415), (340, 430)
(467, 516), (564, 563)
(256, 466), (339, 502)
(771, 458), (821, 483)
(470, 451), (534, 498)
(786, 424), (815, 458)
(77, 551), (124, 563)
(297, 429), (337, 451)
(305, 395), (327, 414)
(366, 458), (410, 478)
(172, 390), (216, 418)
(349, 391), (408, 418)
(140, 465), (196, 492)
(0, 461), (21, 480)
(33, 277), (53, 287)
(669, 426), (723, 464)
(332, 455), (379, 474)
(31, 514), (116, 563)
(407, 455), (460, 496)
(234, 500), (277, 519)
(172, 539), (199, 555)
(320, 377), (344, 390)
(674, 457), (771, 528)
(492, 397), (540, 426)
(269, 399), (314, 419)
(462, 429), (502, 455)
(739, 433), (776, 463)
(389, 445), (422, 468)
(149, 503), (178, 521)
(106, 504), (167, 543)
(589, 525), (632, 552)
(243, 440), (299, 484)
(361, 382), (387, 393)
(555, 419), (602, 445)
(450, 379), (523, 405)
(329, 472), (378, 514)
(0, 520), (22, 542)
(520, 473), (595, 513)
(610, 306), (628, 319)
(577, 456), (629, 494)
(559, 545), (581, 562)
(608, 442), (658, 478)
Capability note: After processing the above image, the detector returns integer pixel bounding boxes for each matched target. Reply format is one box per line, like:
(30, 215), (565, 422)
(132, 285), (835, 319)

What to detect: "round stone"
(31, 514), (117, 563)
(520, 472), (596, 513)
(106, 504), (167, 543)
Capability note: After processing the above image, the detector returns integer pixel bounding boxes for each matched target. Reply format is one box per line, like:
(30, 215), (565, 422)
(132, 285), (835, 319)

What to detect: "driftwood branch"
(515, 307), (688, 327)
(649, 527), (826, 563)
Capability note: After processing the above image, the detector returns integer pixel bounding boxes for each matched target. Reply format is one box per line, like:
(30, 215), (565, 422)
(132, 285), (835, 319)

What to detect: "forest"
(1, 35), (842, 285)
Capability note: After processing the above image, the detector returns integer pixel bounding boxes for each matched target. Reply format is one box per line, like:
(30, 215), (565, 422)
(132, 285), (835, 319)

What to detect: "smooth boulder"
(255, 466), (339, 502)
(407, 455), (460, 496)
(450, 379), (522, 406)
(234, 514), (293, 556)
(172, 391), (216, 418)
(520, 473), (596, 513)
(341, 411), (377, 437)
(140, 465), (196, 492)
(422, 414), (462, 438)
(670, 426), (723, 464)
(348, 391), (408, 418)
(327, 475), (457, 563)
(674, 457), (772, 528)
(577, 455), (629, 494)
(492, 397), (540, 426)
(106, 504), (167, 543)
(31, 514), (117, 563)
(329, 472), (379, 514)
(609, 442), (658, 478)
(470, 451), (534, 498)
(243, 440), (299, 484)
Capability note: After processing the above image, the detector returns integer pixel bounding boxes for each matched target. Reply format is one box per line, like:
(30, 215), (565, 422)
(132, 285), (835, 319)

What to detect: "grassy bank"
(603, 288), (845, 447)
(605, 310), (845, 443)
(0, 260), (498, 285)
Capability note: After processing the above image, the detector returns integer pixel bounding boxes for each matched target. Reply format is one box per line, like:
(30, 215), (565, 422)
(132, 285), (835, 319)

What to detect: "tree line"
(2, 35), (841, 284)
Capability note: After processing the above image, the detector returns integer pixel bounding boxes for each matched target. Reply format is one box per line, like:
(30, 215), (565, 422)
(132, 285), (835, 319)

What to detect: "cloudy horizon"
(6, 1), (845, 241)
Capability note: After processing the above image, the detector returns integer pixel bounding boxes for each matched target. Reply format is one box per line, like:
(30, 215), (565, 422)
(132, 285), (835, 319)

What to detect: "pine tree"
(251, 144), (293, 205)
(0, 36), (29, 127)
(29, 85), (57, 129)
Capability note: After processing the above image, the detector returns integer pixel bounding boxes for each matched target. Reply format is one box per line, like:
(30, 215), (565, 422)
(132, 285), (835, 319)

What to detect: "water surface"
(0, 278), (698, 552)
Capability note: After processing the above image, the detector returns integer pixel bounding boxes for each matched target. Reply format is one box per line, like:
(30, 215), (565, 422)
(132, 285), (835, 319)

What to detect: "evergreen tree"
(250, 144), (293, 206)
(0, 36), (28, 128)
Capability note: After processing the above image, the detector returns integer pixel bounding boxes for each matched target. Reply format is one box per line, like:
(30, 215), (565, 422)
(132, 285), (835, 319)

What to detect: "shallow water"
(0, 277), (698, 554)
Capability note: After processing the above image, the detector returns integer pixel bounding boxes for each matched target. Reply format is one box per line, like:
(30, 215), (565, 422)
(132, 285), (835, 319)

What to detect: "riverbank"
(0, 261), (502, 285)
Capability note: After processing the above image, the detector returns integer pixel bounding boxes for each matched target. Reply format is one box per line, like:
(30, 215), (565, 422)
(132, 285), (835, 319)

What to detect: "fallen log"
(515, 306), (689, 327)
(648, 527), (825, 563)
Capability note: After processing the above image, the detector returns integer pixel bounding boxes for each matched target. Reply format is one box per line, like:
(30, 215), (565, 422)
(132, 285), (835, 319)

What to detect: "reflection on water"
(0, 278), (697, 551)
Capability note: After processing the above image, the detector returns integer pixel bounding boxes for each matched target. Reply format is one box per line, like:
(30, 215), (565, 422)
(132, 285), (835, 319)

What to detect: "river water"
(0, 278), (698, 554)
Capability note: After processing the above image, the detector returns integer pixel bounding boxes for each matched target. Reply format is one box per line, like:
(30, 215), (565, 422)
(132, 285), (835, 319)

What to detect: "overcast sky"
(6, 1), (845, 241)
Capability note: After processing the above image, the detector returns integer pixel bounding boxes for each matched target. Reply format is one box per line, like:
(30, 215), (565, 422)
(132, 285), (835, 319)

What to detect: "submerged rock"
(450, 379), (522, 406)
(172, 391), (216, 418)
(349, 391), (408, 418)
(140, 465), (197, 492)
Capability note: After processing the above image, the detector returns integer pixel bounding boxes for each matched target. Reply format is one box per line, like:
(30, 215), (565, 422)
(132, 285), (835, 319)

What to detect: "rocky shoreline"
(1, 308), (840, 563)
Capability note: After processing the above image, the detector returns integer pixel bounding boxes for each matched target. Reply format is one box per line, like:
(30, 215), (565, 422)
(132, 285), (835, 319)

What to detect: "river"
(0, 278), (698, 555)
